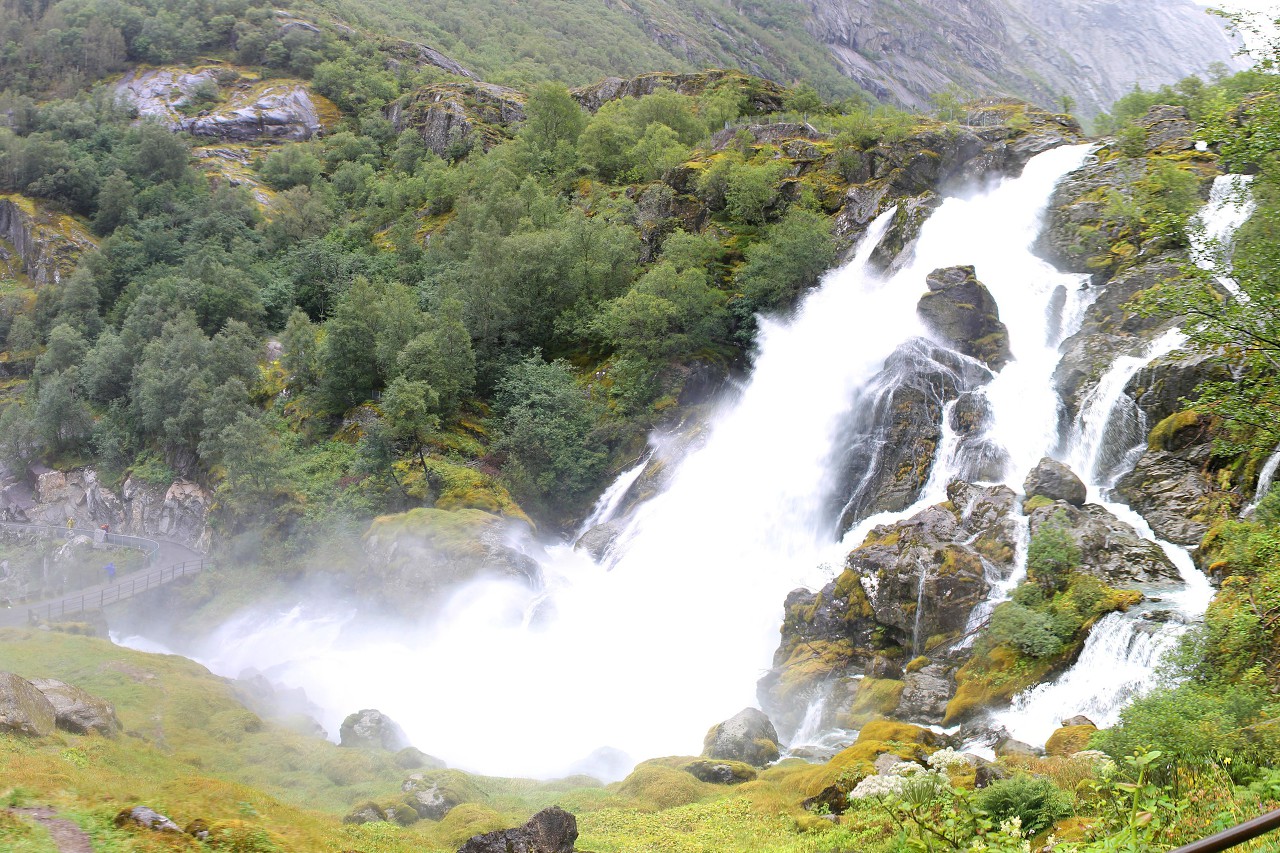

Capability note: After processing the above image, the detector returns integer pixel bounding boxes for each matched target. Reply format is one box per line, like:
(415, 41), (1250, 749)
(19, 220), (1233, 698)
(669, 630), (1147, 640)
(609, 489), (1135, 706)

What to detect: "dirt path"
(9, 807), (93, 853)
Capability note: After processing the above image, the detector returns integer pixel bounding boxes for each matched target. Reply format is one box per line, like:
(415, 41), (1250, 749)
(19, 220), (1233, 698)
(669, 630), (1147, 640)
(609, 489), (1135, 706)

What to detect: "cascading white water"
(1245, 445), (1280, 517)
(989, 173), (1256, 747)
(120, 144), (1099, 779)
(576, 453), (650, 536)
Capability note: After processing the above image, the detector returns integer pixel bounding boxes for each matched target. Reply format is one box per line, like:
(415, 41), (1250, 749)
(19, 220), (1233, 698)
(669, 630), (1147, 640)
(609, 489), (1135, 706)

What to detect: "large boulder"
(403, 770), (486, 820)
(339, 709), (409, 751)
(761, 482), (1018, 731)
(1028, 500), (1180, 585)
(114, 806), (183, 834)
(917, 265), (1012, 371)
(1113, 451), (1212, 547)
(115, 68), (333, 142)
(895, 662), (957, 724)
(29, 678), (119, 736)
(457, 806), (578, 853)
(701, 708), (780, 767)
(0, 672), (56, 737)
(1023, 457), (1087, 507)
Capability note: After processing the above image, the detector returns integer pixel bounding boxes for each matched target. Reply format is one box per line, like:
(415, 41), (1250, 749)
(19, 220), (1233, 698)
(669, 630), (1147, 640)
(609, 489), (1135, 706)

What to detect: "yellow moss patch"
(614, 763), (714, 811)
(837, 678), (905, 728)
(1147, 409), (1205, 451)
(1045, 724), (1098, 757)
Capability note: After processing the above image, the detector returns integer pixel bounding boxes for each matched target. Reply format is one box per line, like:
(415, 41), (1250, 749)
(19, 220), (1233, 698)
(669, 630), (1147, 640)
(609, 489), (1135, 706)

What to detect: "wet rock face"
(29, 678), (120, 736)
(361, 508), (538, 610)
(702, 708), (781, 767)
(457, 806), (578, 853)
(831, 338), (993, 531)
(1053, 255), (1189, 422)
(917, 265), (1012, 371)
(115, 68), (331, 142)
(1138, 104), (1197, 154)
(1028, 500), (1180, 585)
(339, 708), (410, 751)
(1023, 457), (1087, 506)
(761, 482), (1017, 731)
(1126, 350), (1231, 427)
(0, 671), (56, 737)
(1114, 451), (1211, 546)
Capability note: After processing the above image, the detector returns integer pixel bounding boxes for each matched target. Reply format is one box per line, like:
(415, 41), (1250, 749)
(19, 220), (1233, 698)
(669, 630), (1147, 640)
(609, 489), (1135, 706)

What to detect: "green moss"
(1045, 724), (1098, 756)
(837, 678), (905, 727)
(1148, 409), (1204, 451)
(614, 763), (713, 811)
(1023, 495), (1055, 512)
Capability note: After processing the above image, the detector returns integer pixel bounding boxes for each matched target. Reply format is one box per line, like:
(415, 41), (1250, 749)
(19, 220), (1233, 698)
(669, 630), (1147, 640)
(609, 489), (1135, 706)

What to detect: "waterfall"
(576, 453), (650, 536)
(121, 145), (1103, 779)
(1244, 445), (1280, 517)
(987, 174), (1255, 747)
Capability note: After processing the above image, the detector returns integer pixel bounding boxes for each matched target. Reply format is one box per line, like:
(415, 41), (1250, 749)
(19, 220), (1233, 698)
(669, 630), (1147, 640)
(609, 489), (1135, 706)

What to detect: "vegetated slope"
(324, 0), (1241, 114)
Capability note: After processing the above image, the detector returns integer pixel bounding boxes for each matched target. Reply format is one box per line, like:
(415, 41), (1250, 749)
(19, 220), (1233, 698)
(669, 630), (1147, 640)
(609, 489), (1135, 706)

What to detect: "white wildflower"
(926, 747), (969, 771)
(849, 773), (908, 799)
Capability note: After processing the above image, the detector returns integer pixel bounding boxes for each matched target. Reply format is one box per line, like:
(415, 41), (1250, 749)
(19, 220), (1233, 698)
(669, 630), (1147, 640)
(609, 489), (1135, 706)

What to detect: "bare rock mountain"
(800, 0), (1242, 115)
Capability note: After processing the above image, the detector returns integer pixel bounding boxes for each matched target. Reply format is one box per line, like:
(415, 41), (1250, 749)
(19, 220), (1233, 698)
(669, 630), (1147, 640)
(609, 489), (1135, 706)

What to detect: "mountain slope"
(329, 0), (1242, 114)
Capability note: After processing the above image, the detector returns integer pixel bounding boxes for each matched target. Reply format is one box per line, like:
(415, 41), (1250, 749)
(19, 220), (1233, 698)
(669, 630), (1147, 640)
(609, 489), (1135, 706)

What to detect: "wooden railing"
(26, 558), (211, 623)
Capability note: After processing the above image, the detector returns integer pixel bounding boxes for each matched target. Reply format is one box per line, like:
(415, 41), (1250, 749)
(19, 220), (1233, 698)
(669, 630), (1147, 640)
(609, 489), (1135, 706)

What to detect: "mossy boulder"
(387, 81), (526, 157)
(1027, 500), (1179, 585)
(339, 708), (410, 751)
(342, 801), (387, 825)
(917, 265), (1012, 371)
(1045, 723), (1099, 756)
(1023, 457), (1087, 507)
(457, 805), (578, 853)
(702, 708), (780, 767)
(29, 677), (120, 736)
(682, 758), (758, 785)
(0, 670), (56, 737)
(615, 762), (709, 810)
(838, 677), (905, 728)
(402, 769), (487, 820)
(1146, 410), (1209, 453)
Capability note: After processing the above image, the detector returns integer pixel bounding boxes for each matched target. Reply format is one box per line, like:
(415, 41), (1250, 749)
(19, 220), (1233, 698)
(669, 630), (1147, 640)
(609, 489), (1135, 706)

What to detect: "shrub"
(990, 601), (1064, 659)
(975, 774), (1071, 835)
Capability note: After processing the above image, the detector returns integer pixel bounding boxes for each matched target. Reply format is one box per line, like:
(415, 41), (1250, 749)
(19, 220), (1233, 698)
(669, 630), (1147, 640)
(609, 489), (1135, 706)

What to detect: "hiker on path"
(104, 562), (116, 582)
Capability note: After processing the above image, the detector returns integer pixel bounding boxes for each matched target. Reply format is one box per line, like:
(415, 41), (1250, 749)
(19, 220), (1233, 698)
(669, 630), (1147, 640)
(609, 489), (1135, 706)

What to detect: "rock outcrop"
(387, 82), (526, 158)
(457, 806), (578, 853)
(0, 194), (97, 286)
(1023, 457), (1087, 507)
(29, 678), (120, 736)
(402, 770), (486, 821)
(3, 467), (212, 553)
(1114, 449), (1212, 547)
(701, 708), (781, 767)
(339, 708), (410, 751)
(1028, 500), (1180, 585)
(571, 69), (784, 114)
(917, 265), (1012, 370)
(114, 806), (183, 834)
(0, 671), (56, 737)
(762, 482), (1019, 730)
(115, 67), (335, 142)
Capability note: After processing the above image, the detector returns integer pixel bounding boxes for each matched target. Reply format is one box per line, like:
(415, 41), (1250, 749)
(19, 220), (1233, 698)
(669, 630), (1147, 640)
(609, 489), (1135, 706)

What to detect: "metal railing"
(1171, 808), (1280, 852)
(0, 521), (161, 566)
(26, 558), (211, 623)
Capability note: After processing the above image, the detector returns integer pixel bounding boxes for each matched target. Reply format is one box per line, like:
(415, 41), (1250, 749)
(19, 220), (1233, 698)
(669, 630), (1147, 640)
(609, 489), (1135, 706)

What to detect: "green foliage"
(989, 601), (1063, 659)
(1026, 511), (1081, 592)
(974, 774), (1071, 836)
(494, 356), (607, 521)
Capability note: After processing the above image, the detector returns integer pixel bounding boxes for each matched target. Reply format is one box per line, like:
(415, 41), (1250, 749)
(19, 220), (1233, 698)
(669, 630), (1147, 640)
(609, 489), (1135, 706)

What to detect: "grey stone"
(30, 678), (120, 736)
(0, 672), (55, 737)
(702, 708), (780, 767)
(1023, 457), (1087, 507)
(457, 806), (578, 853)
(340, 709), (410, 751)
